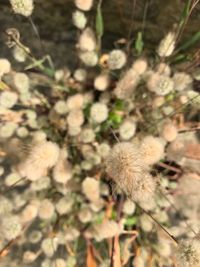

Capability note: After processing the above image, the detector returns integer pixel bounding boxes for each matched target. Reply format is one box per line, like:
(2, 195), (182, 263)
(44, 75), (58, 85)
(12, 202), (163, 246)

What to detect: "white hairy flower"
(82, 177), (100, 203)
(12, 45), (28, 62)
(53, 150), (72, 184)
(75, 0), (93, 11)
(90, 102), (108, 123)
(14, 72), (30, 93)
(108, 50), (127, 70)
(72, 10), (87, 29)
(147, 73), (174, 96)
(157, 32), (176, 57)
(0, 58), (11, 77)
(0, 215), (22, 240)
(79, 51), (98, 66)
(140, 136), (165, 165)
(132, 59), (148, 75)
(74, 69), (87, 82)
(119, 120), (137, 140)
(10, 0), (34, 17)
(173, 72), (193, 91)
(67, 109), (84, 127)
(78, 27), (96, 51)
(55, 196), (73, 215)
(176, 234), (200, 267)
(0, 91), (18, 108)
(94, 73), (110, 91)
(54, 100), (68, 115)
(38, 199), (55, 220)
(41, 237), (58, 257)
(94, 220), (123, 241)
(66, 94), (84, 111)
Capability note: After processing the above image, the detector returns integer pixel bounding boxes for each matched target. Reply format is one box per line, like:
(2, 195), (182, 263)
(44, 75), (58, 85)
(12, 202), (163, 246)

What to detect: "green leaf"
(125, 216), (137, 226)
(96, 2), (104, 38)
(177, 31), (200, 52)
(179, 0), (192, 28)
(135, 31), (144, 55)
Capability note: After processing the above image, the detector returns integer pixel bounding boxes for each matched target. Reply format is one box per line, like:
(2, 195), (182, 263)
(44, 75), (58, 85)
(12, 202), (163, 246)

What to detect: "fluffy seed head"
(176, 234), (200, 267)
(0, 91), (18, 108)
(0, 58), (11, 77)
(132, 59), (148, 75)
(114, 68), (140, 99)
(79, 51), (98, 67)
(147, 73), (174, 96)
(10, 0), (34, 17)
(72, 10), (87, 29)
(66, 93), (84, 111)
(161, 122), (178, 142)
(14, 72), (30, 93)
(38, 199), (55, 220)
(108, 49), (127, 70)
(82, 177), (100, 203)
(157, 32), (176, 57)
(67, 109), (84, 127)
(173, 72), (193, 91)
(94, 73), (110, 91)
(78, 27), (96, 51)
(90, 102), (108, 123)
(53, 150), (72, 184)
(17, 140), (60, 181)
(119, 120), (137, 140)
(156, 63), (171, 76)
(0, 215), (22, 240)
(140, 136), (165, 165)
(75, 0), (93, 11)
(94, 220), (123, 241)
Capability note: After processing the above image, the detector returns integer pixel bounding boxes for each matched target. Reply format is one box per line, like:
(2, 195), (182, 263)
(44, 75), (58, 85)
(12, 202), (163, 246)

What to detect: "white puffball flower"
(123, 199), (136, 215)
(94, 220), (123, 241)
(147, 73), (174, 96)
(79, 51), (98, 67)
(72, 10), (87, 29)
(140, 135), (165, 165)
(0, 122), (18, 138)
(119, 120), (137, 140)
(108, 49), (127, 70)
(80, 128), (95, 143)
(157, 31), (176, 57)
(161, 122), (178, 142)
(12, 45), (28, 62)
(10, 0), (34, 17)
(53, 150), (72, 184)
(114, 68), (140, 99)
(0, 91), (18, 108)
(38, 199), (55, 220)
(14, 72), (30, 93)
(68, 126), (81, 136)
(74, 68), (87, 82)
(75, 0), (93, 11)
(52, 259), (66, 267)
(55, 196), (73, 215)
(97, 142), (110, 158)
(82, 177), (100, 203)
(139, 214), (153, 232)
(94, 73), (110, 91)
(66, 93), (84, 111)
(54, 100), (68, 115)
(176, 234), (200, 267)
(173, 72), (193, 91)
(16, 126), (29, 138)
(132, 59), (148, 75)
(78, 208), (93, 223)
(28, 230), (42, 244)
(67, 109), (84, 127)
(156, 242), (172, 258)
(0, 58), (11, 77)
(65, 227), (80, 241)
(17, 140), (60, 181)
(78, 27), (96, 51)
(0, 215), (22, 240)
(21, 203), (39, 223)
(4, 172), (22, 187)
(23, 251), (38, 264)
(41, 237), (58, 258)
(90, 102), (108, 123)
(0, 196), (13, 216)
(31, 176), (51, 191)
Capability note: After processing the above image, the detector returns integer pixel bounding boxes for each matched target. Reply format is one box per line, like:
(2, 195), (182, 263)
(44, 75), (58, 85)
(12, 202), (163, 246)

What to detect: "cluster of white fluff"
(10, 0), (34, 17)
(105, 142), (156, 203)
(16, 137), (60, 181)
(176, 234), (200, 267)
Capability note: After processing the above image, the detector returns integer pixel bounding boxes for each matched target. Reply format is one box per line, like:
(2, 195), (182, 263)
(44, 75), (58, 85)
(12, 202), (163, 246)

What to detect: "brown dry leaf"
(87, 243), (98, 267)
